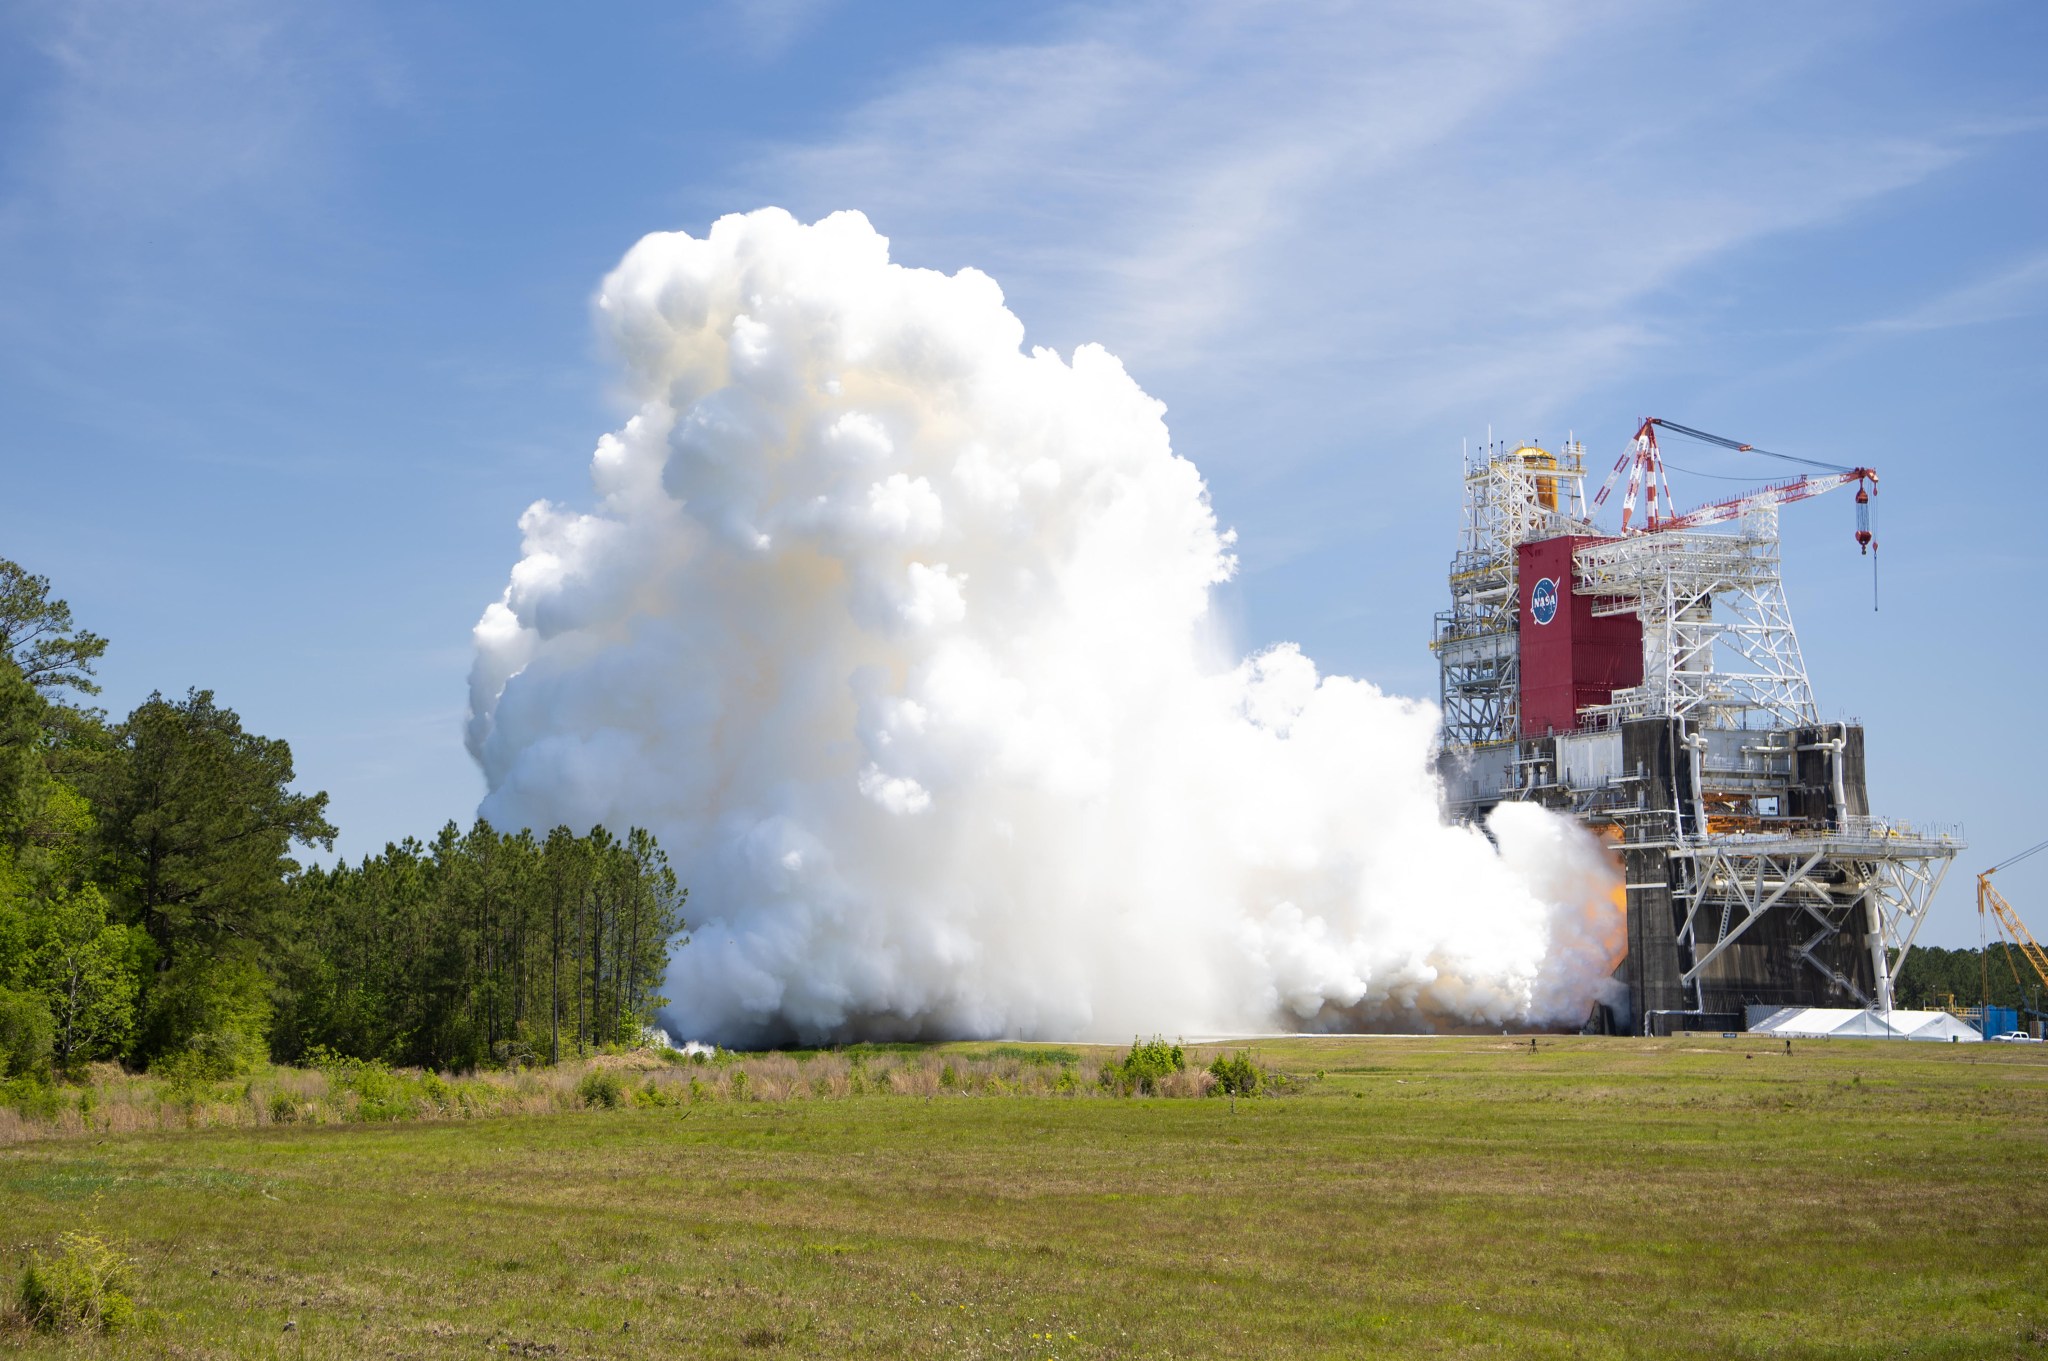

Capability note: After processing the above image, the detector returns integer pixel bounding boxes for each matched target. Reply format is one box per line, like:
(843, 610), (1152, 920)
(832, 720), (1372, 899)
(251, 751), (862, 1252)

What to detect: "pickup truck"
(1987, 1031), (2042, 1043)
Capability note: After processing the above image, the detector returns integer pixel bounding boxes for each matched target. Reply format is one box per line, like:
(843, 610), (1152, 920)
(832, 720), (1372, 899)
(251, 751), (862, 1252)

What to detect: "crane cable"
(1650, 419), (1856, 474)
(1991, 838), (2048, 875)
(1649, 417), (1879, 609)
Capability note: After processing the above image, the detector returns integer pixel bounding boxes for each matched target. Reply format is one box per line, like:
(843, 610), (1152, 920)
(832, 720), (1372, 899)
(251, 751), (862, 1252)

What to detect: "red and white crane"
(1592, 416), (1878, 553)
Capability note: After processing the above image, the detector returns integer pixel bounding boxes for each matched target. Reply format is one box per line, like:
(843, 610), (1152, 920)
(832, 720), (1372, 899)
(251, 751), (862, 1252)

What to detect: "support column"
(1624, 844), (1687, 1032)
(1866, 888), (1894, 1014)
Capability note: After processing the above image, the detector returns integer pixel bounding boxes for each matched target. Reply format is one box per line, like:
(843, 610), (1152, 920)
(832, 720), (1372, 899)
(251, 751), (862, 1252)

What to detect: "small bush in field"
(1100, 1038), (1185, 1095)
(577, 1068), (625, 1109)
(17, 1233), (134, 1334)
(3, 1076), (65, 1121)
(689, 1075), (708, 1103)
(348, 1067), (416, 1122)
(306, 1048), (418, 1121)
(268, 1090), (300, 1124)
(1052, 1065), (1080, 1095)
(1208, 1051), (1262, 1097)
(729, 1069), (750, 1101)
(938, 1063), (958, 1090)
(635, 1078), (680, 1109)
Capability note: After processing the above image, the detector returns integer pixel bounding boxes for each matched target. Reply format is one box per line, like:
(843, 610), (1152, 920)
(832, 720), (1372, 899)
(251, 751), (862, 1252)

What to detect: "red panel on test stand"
(1517, 536), (1643, 737)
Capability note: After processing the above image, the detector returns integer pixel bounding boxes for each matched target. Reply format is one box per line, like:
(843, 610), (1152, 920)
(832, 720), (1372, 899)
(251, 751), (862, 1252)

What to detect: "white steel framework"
(1575, 506), (1817, 730)
(1669, 820), (1959, 1014)
(1431, 439), (1593, 749)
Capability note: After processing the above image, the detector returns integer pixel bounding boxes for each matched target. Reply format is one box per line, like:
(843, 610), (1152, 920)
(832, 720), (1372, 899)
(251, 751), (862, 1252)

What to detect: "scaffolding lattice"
(1575, 506), (1818, 730)
(1430, 439), (1592, 749)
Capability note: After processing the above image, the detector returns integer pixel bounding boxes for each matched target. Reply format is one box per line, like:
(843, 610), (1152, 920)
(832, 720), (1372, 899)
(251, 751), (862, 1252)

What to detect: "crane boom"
(1980, 871), (2048, 1002)
(1603, 417), (1881, 559)
(1662, 468), (1879, 531)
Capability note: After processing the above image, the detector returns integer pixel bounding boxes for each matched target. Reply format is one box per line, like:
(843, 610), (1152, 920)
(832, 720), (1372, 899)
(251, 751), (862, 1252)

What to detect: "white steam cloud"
(467, 208), (1624, 1047)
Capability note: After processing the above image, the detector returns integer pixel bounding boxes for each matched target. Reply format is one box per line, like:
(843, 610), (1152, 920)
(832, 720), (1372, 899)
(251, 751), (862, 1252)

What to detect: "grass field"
(1, 1035), (2044, 1359)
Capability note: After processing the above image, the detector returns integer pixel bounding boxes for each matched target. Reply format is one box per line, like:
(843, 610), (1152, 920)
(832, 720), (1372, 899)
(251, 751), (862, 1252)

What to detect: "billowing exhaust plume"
(467, 208), (1624, 1047)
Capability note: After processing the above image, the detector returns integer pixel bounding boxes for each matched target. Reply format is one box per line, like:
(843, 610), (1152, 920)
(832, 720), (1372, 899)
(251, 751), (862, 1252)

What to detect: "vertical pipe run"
(1869, 888), (1895, 1015)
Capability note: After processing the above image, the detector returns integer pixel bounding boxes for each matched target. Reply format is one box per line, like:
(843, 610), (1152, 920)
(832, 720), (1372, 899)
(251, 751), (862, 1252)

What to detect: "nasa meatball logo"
(1531, 577), (1560, 625)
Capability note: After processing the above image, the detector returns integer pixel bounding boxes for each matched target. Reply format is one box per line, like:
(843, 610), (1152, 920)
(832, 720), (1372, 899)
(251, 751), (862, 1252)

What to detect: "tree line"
(1895, 943), (2047, 1015)
(279, 822), (685, 1069)
(0, 557), (687, 1084)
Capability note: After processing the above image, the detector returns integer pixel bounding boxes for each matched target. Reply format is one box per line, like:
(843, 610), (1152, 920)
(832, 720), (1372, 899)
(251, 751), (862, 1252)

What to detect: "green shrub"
(0, 986), (54, 1081)
(267, 1090), (300, 1124)
(141, 953), (271, 1078)
(1208, 1051), (1261, 1097)
(983, 1045), (1081, 1066)
(309, 1051), (418, 1121)
(938, 1063), (958, 1090)
(729, 1068), (751, 1101)
(577, 1067), (625, 1109)
(1, 1075), (64, 1121)
(634, 1078), (680, 1108)
(1100, 1037), (1185, 1095)
(159, 1031), (247, 1082)
(17, 1232), (134, 1334)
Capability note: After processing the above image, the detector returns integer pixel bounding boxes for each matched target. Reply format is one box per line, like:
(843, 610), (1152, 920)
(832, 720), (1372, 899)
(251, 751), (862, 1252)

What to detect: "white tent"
(1747, 1006), (1982, 1042)
(1901, 1012), (1982, 1043)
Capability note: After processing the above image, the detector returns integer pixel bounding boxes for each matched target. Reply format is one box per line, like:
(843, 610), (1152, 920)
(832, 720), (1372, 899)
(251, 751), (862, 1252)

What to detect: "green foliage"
(0, 563), (107, 696)
(142, 951), (271, 1077)
(0, 660), (43, 833)
(23, 886), (143, 1071)
(938, 1062), (958, 1089)
(1208, 1050), (1262, 1097)
(274, 820), (688, 1071)
(99, 688), (335, 966)
(1100, 1037), (1185, 1095)
(634, 1077), (681, 1108)
(16, 1232), (133, 1334)
(1, 1074), (64, 1120)
(0, 983), (55, 1079)
(304, 1048), (419, 1121)
(1895, 944), (2048, 1012)
(0, 559), (692, 1080)
(578, 1067), (626, 1109)
(980, 1045), (1081, 1066)
(352, 1072), (416, 1123)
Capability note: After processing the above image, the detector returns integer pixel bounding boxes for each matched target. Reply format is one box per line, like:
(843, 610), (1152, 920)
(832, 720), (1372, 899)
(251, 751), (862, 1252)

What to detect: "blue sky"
(1, 0), (2042, 946)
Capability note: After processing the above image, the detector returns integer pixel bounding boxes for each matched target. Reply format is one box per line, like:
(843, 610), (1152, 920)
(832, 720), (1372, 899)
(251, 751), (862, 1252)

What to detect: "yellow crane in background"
(1979, 837), (2048, 1012)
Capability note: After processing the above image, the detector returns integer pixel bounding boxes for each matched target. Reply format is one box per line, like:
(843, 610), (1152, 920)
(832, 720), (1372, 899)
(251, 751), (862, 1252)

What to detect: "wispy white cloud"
(1861, 250), (2048, 335)
(711, 0), (843, 61)
(741, 1), (2014, 468)
(0, 0), (394, 233)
